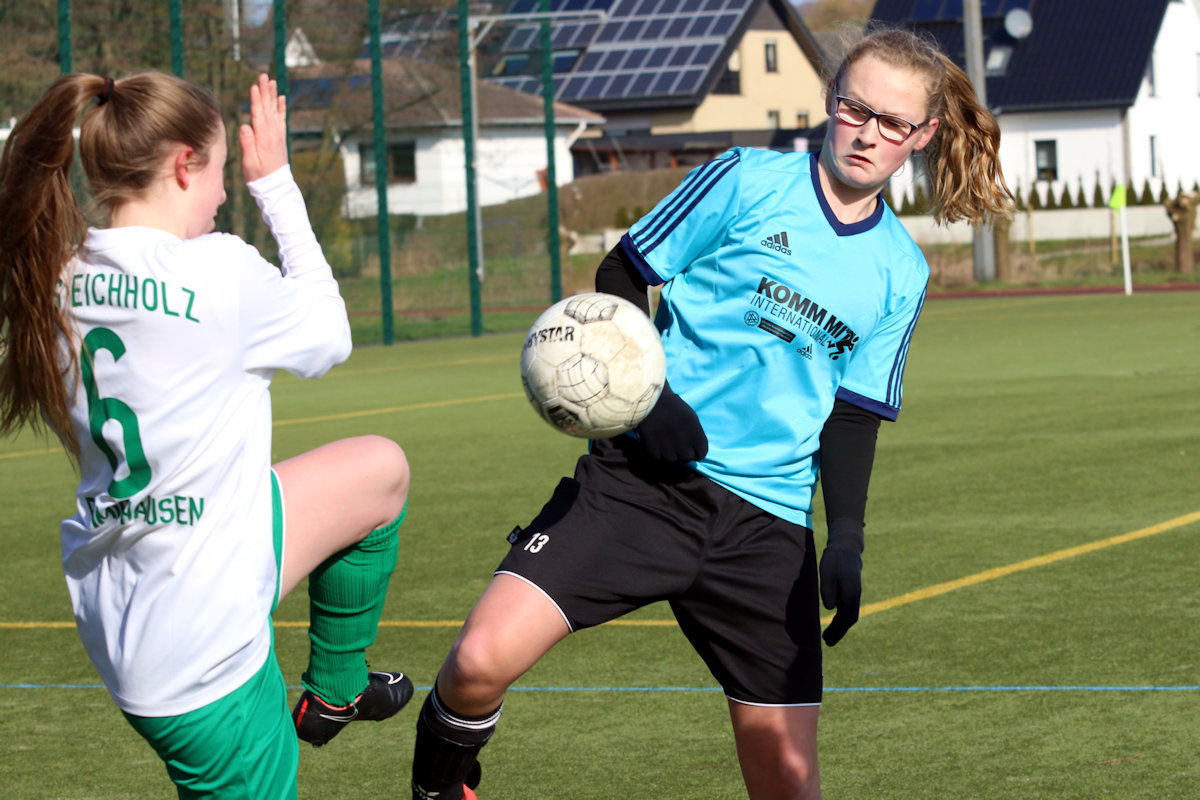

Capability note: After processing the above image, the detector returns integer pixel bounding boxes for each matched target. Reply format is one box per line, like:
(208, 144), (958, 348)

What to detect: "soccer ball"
(521, 292), (666, 439)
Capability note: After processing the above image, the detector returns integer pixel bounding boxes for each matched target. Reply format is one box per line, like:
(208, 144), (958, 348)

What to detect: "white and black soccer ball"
(521, 292), (666, 439)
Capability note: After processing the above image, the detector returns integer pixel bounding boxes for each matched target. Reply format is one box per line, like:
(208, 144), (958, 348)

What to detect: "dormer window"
(986, 45), (1012, 75)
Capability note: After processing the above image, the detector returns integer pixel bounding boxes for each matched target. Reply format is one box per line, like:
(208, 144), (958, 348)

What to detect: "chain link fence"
(1, 1), (567, 343)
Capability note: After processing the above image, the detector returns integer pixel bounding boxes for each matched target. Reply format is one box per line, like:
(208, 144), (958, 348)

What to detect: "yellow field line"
(274, 354), (514, 382)
(4, 511), (1197, 631)
(0, 448), (60, 461)
(845, 509), (1200, 624)
(274, 393), (523, 426)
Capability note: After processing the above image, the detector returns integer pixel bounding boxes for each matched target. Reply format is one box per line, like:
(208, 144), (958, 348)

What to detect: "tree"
(1165, 189), (1199, 274)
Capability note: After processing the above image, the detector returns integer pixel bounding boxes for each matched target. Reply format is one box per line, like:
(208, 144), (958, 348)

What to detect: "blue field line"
(3, 683), (1197, 693)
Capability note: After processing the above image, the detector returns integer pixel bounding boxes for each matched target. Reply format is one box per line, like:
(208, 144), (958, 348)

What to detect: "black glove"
(634, 382), (708, 463)
(819, 519), (864, 646)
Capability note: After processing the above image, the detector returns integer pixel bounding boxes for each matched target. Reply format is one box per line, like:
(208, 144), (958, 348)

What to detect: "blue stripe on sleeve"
(629, 150), (740, 257)
(619, 232), (665, 285)
(884, 289), (926, 410)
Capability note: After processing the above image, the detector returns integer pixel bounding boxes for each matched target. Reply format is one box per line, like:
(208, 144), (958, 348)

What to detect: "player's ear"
(911, 117), (939, 151)
(173, 146), (196, 189)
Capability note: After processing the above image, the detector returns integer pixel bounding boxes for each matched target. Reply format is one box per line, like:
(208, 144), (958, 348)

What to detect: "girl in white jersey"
(0, 72), (413, 798)
(409, 28), (1012, 800)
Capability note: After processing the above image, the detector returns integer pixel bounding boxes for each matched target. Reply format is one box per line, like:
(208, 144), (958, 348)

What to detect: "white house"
(287, 56), (603, 218)
(872, 0), (1200, 209)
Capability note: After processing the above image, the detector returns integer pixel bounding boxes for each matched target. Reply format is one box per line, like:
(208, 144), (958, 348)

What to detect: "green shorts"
(124, 472), (296, 799)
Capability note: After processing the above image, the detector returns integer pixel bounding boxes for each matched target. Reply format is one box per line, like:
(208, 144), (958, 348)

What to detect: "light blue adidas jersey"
(621, 148), (928, 527)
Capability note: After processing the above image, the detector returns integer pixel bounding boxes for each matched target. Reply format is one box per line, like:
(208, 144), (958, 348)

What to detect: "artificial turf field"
(1, 290), (1197, 799)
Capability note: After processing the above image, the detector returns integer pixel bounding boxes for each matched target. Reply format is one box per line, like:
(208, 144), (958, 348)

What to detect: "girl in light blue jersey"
(411, 28), (1011, 800)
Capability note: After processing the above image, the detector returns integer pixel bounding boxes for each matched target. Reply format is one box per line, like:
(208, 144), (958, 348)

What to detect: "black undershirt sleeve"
(819, 399), (883, 531)
(595, 243), (652, 316)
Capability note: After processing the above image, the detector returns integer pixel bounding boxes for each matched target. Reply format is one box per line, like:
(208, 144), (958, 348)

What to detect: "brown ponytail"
(830, 27), (1013, 226)
(0, 71), (221, 460)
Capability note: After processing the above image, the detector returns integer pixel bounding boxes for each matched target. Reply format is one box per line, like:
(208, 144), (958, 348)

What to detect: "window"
(767, 109), (780, 129)
(1145, 55), (1156, 97)
(1034, 140), (1057, 182)
(985, 45), (1012, 75)
(1150, 135), (1159, 178)
(764, 40), (778, 73)
(713, 50), (740, 95)
(1196, 53), (1200, 96)
(796, 112), (810, 129)
(360, 141), (416, 186)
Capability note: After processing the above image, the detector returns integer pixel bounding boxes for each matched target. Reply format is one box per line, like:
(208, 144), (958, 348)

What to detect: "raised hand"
(240, 73), (288, 182)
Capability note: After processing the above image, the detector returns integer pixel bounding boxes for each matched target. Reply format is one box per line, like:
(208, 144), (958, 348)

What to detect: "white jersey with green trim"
(57, 166), (350, 717)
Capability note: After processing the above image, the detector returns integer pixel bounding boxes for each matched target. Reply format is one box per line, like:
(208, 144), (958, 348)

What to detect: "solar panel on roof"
(486, 0), (755, 105)
(595, 21), (619, 43)
(601, 49), (626, 70)
(583, 74), (610, 98)
(677, 68), (704, 93)
(619, 19), (646, 40)
(652, 71), (679, 94)
(709, 13), (738, 35)
(686, 16), (713, 37)
(630, 72), (655, 95)
(577, 50), (604, 71)
(624, 49), (648, 69)
(553, 24), (577, 46)
(665, 17), (690, 37)
(643, 18), (666, 39)
(670, 46), (695, 67)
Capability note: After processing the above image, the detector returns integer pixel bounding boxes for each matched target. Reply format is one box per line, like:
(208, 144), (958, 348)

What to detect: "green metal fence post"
(458, 0), (484, 337)
(368, 0), (395, 345)
(169, 0), (184, 77)
(540, 0), (563, 303)
(272, 0), (288, 95)
(57, 0), (71, 74)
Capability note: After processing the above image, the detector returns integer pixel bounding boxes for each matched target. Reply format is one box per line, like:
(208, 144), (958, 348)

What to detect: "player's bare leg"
(412, 573), (571, 799)
(275, 434), (413, 746)
(276, 434), (409, 595)
(728, 700), (822, 800)
(440, 573), (571, 712)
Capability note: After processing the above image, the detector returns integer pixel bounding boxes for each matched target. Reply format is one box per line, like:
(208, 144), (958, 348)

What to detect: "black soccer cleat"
(293, 670), (415, 747)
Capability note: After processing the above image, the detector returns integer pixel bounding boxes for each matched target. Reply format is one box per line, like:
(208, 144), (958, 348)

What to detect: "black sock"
(411, 686), (501, 800)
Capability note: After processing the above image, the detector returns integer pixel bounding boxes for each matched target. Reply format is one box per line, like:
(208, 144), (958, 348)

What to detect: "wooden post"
(994, 213), (1012, 282)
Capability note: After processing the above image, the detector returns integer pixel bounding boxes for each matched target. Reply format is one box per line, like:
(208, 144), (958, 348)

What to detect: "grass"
(2, 291), (1199, 798)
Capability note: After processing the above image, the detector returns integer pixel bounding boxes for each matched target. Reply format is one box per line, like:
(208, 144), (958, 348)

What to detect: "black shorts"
(497, 436), (822, 705)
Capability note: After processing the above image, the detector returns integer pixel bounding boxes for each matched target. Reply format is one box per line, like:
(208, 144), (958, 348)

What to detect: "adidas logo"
(797, 343), (813, 360)
(761, 231), (792, 255)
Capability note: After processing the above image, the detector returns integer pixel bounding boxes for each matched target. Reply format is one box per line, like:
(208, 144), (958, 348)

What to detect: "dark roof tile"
(870, 0), (1169, 112)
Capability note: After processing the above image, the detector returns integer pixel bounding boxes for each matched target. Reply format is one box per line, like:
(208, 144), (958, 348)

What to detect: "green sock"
(301, 503), (405, 706)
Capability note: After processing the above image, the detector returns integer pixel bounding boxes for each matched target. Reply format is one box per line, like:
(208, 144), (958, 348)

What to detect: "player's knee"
(355, 435), (410, 515)
(759, 746), (819, 800)
(444, 631), (515, 703)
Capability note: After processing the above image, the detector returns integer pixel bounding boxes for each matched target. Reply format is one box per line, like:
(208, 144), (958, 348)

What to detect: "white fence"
(897, 205), (1185, 246)
(586, 205), (1187, 255)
